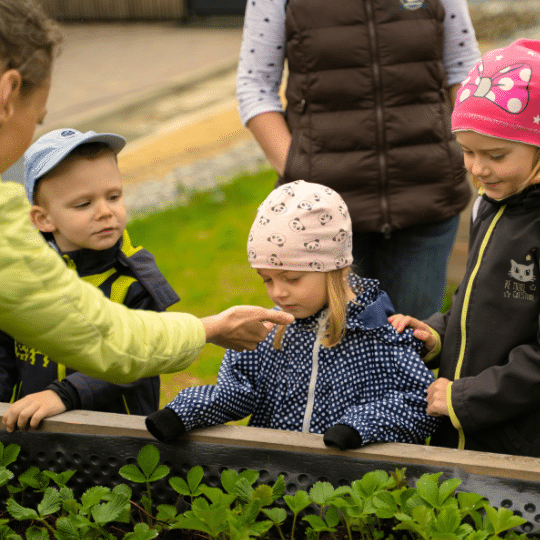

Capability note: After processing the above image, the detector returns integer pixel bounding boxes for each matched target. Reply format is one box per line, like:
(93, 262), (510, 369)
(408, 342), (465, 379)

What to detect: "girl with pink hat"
(391, 39), (540, 456)
(147, 180), (439, 449)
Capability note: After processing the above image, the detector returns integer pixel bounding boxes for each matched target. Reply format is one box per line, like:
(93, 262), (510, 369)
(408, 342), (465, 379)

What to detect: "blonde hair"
(273, 268), (353, 350)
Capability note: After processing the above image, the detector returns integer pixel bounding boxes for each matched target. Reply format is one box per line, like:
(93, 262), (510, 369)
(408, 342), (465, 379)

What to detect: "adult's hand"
(202, 306), (294, 352)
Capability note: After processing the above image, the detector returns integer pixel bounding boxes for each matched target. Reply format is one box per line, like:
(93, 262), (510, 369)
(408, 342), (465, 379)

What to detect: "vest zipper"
(365, 0), (391, 238)
(302, 334), (321, 433)
(453, 205), (506, 449)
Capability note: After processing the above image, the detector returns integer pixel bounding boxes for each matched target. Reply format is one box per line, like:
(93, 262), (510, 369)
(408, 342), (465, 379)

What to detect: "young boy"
(0, 128), (180, 431)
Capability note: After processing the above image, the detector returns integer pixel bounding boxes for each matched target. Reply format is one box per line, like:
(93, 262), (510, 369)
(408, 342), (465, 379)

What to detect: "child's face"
(31, 151), (127, 252)
(0, 80), (50, 174)
(256, 268), (328, 319)
(456, 131), (539, 200)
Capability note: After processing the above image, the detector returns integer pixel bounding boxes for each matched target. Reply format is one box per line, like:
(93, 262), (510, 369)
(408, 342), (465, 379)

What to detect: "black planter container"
(1, 406), (540, 535)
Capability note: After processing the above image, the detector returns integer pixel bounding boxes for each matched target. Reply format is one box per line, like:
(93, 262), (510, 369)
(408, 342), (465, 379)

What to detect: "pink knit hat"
(248, 181), (353, 272)
(452, 38), (540, 146)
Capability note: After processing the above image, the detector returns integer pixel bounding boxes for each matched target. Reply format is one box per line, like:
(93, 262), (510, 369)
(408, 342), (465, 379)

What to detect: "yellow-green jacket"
(0, 180), (205, 383)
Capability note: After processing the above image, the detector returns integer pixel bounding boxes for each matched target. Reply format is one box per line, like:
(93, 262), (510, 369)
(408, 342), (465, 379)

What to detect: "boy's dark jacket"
(0, 230), (179, 415)
(425, 187), (540, 456)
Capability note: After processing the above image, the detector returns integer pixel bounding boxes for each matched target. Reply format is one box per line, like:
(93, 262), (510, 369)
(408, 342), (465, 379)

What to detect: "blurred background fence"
(37, 0), (248, 20)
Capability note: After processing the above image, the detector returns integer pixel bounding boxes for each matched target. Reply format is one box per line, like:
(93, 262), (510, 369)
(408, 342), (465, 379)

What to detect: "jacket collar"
(295, 273), (395, 332)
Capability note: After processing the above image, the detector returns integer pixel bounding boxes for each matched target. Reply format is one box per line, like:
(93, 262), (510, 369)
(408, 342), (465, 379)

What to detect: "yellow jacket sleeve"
(0, 180), (205, 383)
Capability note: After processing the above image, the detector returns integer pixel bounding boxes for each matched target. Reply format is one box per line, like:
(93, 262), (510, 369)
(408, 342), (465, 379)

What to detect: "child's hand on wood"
(2, 390), (66, 432)
(388, 314), (437, 353)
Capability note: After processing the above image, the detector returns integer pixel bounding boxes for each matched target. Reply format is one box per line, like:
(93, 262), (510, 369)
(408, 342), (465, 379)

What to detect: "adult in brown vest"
(237, 0), (481, 318)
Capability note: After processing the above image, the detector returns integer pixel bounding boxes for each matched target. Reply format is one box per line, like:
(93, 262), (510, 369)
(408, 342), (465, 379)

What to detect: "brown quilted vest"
(279, 0), (470, 234)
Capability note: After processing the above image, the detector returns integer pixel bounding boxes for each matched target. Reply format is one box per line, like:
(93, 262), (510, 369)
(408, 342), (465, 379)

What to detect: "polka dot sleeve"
(439, 0), (482, 86)
(236, 0), (287, 126)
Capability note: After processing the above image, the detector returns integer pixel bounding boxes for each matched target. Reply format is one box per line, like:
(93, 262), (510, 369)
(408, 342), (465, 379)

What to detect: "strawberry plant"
(0, 440), (535, 540)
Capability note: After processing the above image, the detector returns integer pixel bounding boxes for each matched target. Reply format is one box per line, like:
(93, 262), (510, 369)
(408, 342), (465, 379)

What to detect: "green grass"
(127, 169), (278, 406)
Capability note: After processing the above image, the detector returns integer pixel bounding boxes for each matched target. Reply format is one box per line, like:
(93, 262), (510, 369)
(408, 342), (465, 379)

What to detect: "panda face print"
(310, 260), (324, 271)
(270, 202), (287, 214)
(289, 218), (306, 232)
(333, 229), (347, 244)
(248, 232), (253, 243)
(313, 192), (321, 202)
(282, 186), (294, 196)
(268, 233), (286, 247)
(258, 216), (270, 227)
(267, 254), (283, 267)
(322, 187), (334, 196)
(335, 256), (347, 269)
(304, 239), (321, 252)
(319, 212), (332, 226)
(297, 200), (312, 211)
(338, 205), (347, 219)
(248, 249), (256, 260)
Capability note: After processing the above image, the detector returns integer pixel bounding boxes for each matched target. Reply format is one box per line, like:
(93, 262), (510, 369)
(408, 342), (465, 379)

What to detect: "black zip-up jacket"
(0, 230), (179, 416)
(426, 187), (540, 456)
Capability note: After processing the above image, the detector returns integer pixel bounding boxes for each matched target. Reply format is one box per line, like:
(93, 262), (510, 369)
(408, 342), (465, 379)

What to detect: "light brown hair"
(274, 268), (353, 350)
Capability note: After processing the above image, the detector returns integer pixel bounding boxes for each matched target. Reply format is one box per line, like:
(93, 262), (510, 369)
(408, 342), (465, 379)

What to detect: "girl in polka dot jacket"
(146, 181), (440, 450)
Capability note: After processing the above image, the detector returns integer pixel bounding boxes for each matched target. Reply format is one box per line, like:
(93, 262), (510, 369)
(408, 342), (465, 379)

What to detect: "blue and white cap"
(24, 128), (126, 202)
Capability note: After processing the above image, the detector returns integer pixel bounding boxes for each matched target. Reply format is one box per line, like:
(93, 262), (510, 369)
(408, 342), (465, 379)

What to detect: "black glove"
(323, 424), (363, 450)
(146, 408), (186, 443)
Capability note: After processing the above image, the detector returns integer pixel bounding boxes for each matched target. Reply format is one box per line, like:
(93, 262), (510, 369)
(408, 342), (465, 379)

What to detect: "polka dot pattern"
(166, 275), (440, 445)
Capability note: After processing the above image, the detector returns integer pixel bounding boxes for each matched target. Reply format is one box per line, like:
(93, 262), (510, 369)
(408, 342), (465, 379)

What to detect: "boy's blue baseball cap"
(24, 128), (126, 202)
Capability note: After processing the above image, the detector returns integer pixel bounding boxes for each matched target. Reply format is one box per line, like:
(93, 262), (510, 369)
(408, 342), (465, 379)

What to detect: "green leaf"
(6, 498), (39, 521)
(25, 526), (49, 540)
(119, 463), (146, 484)
(0, 468), (14, 488)
(272, 475), (286, 501)
(262, 507), (287, 524)
(81, 486), (110, 509)
(169, 476), (190, 496)
(235, 477), (254, 503)
(156, 504), (178, 522)
(484, 506), (527, 535)
(200, 485), (235, 506)
(351, 470), (389, 499)
(18, 467), (49, 490)
(37, 487), (61, 517)
(0, 443), (20, 467)
(253, 484), (274, 506)
(123, 522), (160, 540)
(325, 505), (341, 528)
(284, 490), (311, 514)
(148, 464), (170, 482)
(137, 445), (160, 478)
(374, 490), (399, 519)
(187, 465), (204, 493)
(438, 477), (462, 505)
(54, 516), (80, 540)
(220, 469), (240, 494)
(430, 506), (462, 535)
(303, 514), (334, 532)
(43, 470), (76, 488)
(309, 481), (335, 505)
(415, 472), (443, 508)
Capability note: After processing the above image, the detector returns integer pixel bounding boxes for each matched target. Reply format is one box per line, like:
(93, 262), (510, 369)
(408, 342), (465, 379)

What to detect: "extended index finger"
(262, 309), (294, 326)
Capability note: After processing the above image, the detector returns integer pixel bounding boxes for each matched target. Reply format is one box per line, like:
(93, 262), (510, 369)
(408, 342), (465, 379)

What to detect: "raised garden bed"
(1, 404), (539, 538)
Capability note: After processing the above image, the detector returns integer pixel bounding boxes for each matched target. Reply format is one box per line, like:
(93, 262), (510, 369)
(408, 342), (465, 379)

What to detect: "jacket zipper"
(302, 334), (321, 433)
(453, 205), (506, 449)
(365, 0), (391, 238)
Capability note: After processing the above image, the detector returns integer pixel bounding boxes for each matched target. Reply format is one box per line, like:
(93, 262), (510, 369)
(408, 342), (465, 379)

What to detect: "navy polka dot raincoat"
(166, 275), (440, 445)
